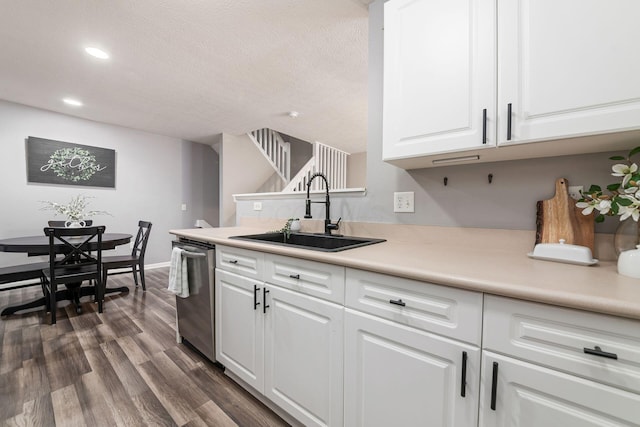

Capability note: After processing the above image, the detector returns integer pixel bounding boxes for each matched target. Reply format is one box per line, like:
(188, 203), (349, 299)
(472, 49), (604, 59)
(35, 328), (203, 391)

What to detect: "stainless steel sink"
(230, 232), (386, 252)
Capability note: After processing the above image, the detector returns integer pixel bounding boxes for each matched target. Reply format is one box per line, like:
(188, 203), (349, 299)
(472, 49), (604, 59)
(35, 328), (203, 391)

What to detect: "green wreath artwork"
(45, 147), (104, 182)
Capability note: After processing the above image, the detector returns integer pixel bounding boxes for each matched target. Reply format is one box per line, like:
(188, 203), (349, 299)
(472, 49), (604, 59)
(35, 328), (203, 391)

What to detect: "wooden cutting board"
(535, 178), (595, 252)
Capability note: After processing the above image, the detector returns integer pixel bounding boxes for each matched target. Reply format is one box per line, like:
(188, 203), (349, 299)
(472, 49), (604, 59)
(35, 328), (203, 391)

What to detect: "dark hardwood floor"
(0, 268), (289, 427)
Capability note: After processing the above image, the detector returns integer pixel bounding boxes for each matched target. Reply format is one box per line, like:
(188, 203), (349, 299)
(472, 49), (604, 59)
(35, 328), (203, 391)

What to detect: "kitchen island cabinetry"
(383, 0), (640, 168)
(479, 295), (640, 426)
(215, 245), (344, 427)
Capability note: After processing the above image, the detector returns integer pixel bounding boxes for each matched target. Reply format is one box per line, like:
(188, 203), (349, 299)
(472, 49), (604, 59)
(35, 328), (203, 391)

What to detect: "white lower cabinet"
(216, 268), (264, 391)
(264, 285), (344, 427)
(215, 256), (344, 427)
(479, 351), (640, 427)
(480, 295), (640, 427)
(345, 309), (480, 427)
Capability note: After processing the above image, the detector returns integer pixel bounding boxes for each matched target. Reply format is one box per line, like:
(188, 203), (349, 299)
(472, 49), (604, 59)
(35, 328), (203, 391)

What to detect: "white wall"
(347, 152), (367, 188)
(0, 100), (218, 268)
(220, 133), (275, 226)
(235, 0), (625, 235)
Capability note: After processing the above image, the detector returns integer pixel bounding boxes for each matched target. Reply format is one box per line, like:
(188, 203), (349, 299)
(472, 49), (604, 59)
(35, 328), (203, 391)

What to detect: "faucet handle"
(327, 217), (342, 230)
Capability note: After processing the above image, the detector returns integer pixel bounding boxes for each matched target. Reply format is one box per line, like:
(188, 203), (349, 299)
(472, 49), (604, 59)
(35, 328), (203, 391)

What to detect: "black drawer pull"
(584, 346), (618, 360)
(490, 362), (498, 410)
(389, 299), (406, 307)
(228, 260), (238, 264)
(461, 351), (467, 397)
(289, 274), (300, 279)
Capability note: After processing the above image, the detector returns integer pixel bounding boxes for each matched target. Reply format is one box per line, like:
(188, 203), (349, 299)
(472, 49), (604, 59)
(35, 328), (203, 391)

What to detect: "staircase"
(248, 129), (350, 193)
(248, 129), (290, 183)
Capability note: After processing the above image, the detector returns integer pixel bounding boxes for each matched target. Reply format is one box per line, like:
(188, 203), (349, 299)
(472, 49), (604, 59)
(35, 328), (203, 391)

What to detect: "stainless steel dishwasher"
(172, 238), (216, 363)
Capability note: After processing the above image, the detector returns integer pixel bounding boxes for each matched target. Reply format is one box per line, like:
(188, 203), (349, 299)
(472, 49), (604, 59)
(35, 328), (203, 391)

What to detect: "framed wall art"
(26, 136), (116, 188)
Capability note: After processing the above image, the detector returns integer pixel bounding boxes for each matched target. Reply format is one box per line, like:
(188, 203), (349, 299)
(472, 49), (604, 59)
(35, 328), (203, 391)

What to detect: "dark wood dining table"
(0, 233), (132, 316)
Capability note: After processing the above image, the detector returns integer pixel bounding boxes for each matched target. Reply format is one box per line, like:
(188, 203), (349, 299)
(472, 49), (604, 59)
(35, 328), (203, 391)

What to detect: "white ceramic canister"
(617, 244), (640, 279)
(290, 219), (301, 232)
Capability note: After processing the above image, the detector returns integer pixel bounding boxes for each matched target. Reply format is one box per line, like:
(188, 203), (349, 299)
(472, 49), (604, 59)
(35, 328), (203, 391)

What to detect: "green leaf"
(607, 183), (621, 191)
(629, 146), (640, 157)
(595, 214), (605, 223)
(587, 184), (602, 193)
(616, 197), (633, 206)
(609, 155), (626, 161)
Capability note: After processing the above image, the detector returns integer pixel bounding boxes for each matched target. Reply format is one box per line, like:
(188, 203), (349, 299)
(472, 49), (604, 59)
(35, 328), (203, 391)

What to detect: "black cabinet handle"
(506, 103), (512, 141)
(584, 346), (618, 360)
(263, 288), (270, 314)
(461, 351), (467, 397)
(229, 260), (238, 264)
(490, 362), (498, 410)
(482, 109), (487, 144)
(389, 299), (406, 307)
(253, 285), (261, 310)
(289, 274), (300, 279)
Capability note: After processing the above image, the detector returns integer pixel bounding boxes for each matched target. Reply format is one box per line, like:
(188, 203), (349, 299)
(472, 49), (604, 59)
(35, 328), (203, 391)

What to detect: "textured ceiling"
(0, 0), (369, 153)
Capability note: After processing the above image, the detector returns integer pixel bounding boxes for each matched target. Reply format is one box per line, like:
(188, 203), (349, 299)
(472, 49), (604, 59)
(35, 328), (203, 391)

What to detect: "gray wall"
(236, 0), (626, 234)
(0, 100), (219, 268)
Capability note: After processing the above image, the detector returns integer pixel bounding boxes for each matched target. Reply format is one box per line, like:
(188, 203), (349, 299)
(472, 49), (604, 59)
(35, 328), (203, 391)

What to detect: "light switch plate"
(394, 191), (414, 213)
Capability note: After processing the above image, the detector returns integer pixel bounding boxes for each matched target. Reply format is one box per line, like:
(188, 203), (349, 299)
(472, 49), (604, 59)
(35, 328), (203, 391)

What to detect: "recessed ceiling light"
(288, 111), (299, 118)
(63, 98), (83, 107)
(85, 47), (109, 59)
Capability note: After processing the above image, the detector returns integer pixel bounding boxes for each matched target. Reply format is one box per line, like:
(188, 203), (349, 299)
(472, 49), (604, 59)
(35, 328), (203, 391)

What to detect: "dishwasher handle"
(181, 250), (206, 258)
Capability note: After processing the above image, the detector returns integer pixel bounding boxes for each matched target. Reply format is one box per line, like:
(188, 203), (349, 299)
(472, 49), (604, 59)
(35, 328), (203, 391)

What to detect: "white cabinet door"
(383, 0), (496, 160)
(498, 0), (640, 145)
(344, 309), (480, 427)
(264, 285), (344, 427)
(479, 351), (640, 427)
(215, 269), (264, 391)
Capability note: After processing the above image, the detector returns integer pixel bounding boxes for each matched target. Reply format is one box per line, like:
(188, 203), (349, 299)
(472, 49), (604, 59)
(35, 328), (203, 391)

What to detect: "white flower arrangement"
(577, 147), (640, 222)
(40, 194), (111, 221)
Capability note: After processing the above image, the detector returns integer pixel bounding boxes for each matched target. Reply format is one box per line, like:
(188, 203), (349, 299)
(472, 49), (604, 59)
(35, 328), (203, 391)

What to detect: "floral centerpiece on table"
(577, 147), (640, 223)
(40, 194), (111, 222)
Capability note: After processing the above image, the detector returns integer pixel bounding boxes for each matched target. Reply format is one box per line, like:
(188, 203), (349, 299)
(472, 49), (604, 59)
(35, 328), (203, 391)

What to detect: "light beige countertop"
(170, 220), (640, 321)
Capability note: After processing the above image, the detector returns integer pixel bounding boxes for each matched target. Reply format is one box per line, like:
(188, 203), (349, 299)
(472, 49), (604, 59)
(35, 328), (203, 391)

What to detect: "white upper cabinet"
(383, 0), (640, 169)
(498, 0), (640, 145)
(383, 0), (497, 161)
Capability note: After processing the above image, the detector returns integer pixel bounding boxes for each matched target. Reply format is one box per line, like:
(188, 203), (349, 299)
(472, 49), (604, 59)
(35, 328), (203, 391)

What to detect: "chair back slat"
(44, 226), (105, 282)
(132, 221), (152, 258)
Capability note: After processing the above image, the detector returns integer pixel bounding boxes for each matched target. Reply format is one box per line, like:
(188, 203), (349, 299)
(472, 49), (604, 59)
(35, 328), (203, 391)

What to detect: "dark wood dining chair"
(102, 221), (152, 292)
(48, 220), (93, 227)
(42, 225), (105, 324)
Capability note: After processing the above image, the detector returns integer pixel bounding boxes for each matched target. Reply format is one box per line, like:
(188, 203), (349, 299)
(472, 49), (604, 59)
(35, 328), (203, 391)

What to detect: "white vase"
(65, 219), (86, 228)
(290, 219), (301, 232)
(618, 245), (640, 279)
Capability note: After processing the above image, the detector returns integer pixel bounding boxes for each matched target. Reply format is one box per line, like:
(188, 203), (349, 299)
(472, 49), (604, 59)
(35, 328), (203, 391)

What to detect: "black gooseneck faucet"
(304, 172), (341, 235)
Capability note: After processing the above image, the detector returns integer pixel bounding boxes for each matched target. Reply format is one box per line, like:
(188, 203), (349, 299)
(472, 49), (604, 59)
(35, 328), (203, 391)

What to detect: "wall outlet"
(568, 186), (584, 200)
(394, 191), (415, 213)
(181, 203), (187, 211)
(253, 201), (263, 211)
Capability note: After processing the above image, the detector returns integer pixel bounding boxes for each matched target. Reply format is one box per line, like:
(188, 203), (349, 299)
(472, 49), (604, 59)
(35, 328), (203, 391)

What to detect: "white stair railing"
(282, 158), (315, 192)
(313, 141), (349, 191)
(248, 129), (290, 183)
(282, 141), (350, 192)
